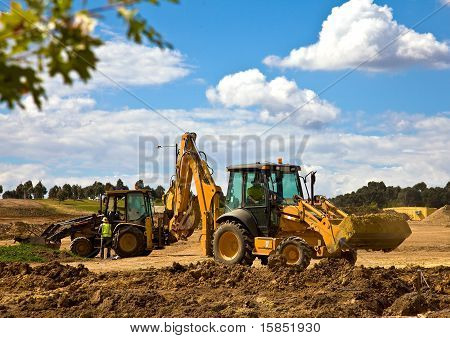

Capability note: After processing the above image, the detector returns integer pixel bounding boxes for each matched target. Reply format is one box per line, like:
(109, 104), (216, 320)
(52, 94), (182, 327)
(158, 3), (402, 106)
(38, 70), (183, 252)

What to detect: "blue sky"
(95, 0), (450, 114)
(1, 0), (449, 196)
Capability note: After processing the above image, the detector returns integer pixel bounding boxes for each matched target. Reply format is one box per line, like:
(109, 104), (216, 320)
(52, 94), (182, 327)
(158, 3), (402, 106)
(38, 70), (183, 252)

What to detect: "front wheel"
(70, 237), (99, 258)
(213, 221), (254, 265)
(276, 236), (313, 270)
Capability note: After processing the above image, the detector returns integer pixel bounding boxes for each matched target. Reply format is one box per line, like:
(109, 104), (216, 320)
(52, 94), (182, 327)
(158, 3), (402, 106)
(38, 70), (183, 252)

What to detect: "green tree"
(62, 183), (73, 199)
(48, 185), (60, 199)
(15, 183), (25, 199)
(413, 182), (427, 192)
(116, 179), (125, 190)
(105, 182), (114, 192)
(33, 181), (47, 199)
(2, 190), (18, 199)
(332, 181), (449, 212)
(0, 185), (3, 197)
(0, 0), (177, 109)
(395, 187), (423, 207)
(135, 179), (144, 189)
(114, 179), (129, 191)
(71, 184), (85, 199)
(422, 187), (447, 208)
(83, 185), (95, 199)
(155, 185), (165, 199)
(57, 189), (67, 202)
(71, 184), (78, 199)
(91, 181), (105, 197)
(23, 180), (34, 199)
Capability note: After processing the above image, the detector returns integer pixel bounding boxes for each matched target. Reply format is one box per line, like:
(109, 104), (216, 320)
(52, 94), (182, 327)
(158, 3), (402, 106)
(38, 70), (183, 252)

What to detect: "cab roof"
(105, 189), (151, 196)
(227, 162), (301, 172)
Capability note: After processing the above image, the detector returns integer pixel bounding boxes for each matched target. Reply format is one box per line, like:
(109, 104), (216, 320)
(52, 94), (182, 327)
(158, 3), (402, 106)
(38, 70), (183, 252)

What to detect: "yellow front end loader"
(165, 133), (412, 269)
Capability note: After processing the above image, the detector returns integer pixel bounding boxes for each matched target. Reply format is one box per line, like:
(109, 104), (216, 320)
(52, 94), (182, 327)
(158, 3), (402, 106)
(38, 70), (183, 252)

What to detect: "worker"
(247, 181), (265, 205)
(100, 217), (112, 259)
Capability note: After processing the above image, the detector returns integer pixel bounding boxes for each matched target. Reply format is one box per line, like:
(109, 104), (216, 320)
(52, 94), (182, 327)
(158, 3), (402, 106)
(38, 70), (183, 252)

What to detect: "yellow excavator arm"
(166, 132), (222, 256)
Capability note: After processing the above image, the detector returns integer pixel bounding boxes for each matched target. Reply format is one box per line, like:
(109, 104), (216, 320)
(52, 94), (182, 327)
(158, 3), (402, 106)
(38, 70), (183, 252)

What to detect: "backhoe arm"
(168, 132), (222, 256)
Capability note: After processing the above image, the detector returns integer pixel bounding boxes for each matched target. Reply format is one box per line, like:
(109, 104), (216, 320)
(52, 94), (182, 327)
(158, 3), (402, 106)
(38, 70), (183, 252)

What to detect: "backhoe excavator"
(164, 132), (411, 269)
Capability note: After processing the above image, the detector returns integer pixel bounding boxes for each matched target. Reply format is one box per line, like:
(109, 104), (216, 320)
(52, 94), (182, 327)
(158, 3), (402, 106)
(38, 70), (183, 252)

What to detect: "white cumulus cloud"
(94, 40), (190, 86)
(0, 97), (449, 196)
(264, 0), (450, 71)
(206, 69), (339, 128)
(43, 40), (190, 96)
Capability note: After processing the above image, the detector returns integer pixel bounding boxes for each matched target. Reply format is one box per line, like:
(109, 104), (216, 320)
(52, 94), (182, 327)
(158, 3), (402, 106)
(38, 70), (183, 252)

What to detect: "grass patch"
(39, 199), (100, 214)
(0, 243), (74, 263)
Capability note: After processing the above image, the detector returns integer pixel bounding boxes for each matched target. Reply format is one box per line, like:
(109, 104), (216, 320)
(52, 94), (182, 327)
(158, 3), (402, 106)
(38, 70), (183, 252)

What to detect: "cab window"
(244, 172), (266, 207)
(225, 172), (243, 211)
(270, 171), (302, 204)
(281, 172), (301, 204)
(106, 196), (125, 221)
(127, 192), (146, 221)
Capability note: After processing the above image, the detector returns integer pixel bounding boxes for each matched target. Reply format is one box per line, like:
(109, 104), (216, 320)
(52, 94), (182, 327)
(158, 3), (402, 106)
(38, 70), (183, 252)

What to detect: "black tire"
(113, 226), (145, 258)
(213, 221), (254, 265)
(341, 250), (357, 265)
(141, 249), (152, 257)
(276, 236), (313, 270)
(70, 237), (99, 258)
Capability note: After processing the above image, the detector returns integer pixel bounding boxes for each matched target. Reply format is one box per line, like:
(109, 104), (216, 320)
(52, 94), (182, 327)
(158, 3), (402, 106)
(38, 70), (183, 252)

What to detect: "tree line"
(0, 179), (165, 201)
(331, 181), (450, 214)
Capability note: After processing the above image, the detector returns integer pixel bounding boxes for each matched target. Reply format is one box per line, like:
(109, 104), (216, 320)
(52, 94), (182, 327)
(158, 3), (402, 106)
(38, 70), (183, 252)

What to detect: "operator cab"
(225, 162), (303, 212)
(101, 190), (154, 227)
(224, 162), (303, 237)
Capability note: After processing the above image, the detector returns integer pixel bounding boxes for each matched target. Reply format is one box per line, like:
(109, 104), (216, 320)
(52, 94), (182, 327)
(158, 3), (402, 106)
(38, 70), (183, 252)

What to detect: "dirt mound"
(0, 199), (57, 218)
(420, 205), (450, 227)
(0, 262), (90, 295)
(383, 290), (448, 316)
(0, 260), (448, 318)
(0, 222), (49, 240)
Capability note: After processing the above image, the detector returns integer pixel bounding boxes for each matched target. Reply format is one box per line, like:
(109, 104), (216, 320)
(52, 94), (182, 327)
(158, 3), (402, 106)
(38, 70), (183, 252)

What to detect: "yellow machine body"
(165, 132), (412, 263)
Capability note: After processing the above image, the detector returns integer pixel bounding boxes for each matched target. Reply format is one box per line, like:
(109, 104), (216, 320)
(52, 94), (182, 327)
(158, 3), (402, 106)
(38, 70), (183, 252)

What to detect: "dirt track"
(53, 223), (450, 273)
(0, 259), (448, 318)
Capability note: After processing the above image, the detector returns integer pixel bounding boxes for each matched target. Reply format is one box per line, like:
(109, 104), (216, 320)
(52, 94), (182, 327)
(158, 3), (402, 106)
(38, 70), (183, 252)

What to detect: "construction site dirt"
(0, 259), (448, 318)
(0, 200), (449, 318)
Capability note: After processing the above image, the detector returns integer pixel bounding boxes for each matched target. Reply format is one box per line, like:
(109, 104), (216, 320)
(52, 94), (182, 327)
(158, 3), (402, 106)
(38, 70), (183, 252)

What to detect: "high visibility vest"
(101, 222), (112, 238)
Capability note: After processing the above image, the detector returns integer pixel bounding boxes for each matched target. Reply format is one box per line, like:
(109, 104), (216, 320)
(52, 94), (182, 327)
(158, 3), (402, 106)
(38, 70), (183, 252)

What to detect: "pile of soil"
(0, 260), (448, 318)
(420, 205), (450, 227)
(0, 200), (56, 218)
(0, 222), (50, 240)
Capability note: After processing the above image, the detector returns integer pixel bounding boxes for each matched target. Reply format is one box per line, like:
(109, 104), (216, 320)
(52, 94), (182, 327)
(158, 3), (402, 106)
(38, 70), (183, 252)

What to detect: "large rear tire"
(70, 237), (99, 258)
(213, 221), (254, 265)
(113, 226), (145, 258)
(276, 236), (312, 270)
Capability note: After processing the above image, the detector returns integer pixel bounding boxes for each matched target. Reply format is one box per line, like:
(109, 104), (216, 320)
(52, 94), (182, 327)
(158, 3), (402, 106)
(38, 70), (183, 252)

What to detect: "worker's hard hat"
(102, 217), (108, 222)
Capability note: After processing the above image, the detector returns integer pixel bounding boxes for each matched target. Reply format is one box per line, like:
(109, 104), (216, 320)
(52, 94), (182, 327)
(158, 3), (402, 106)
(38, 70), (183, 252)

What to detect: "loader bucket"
(334, 213), (412, 252)
(14, 236), (61, 250)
